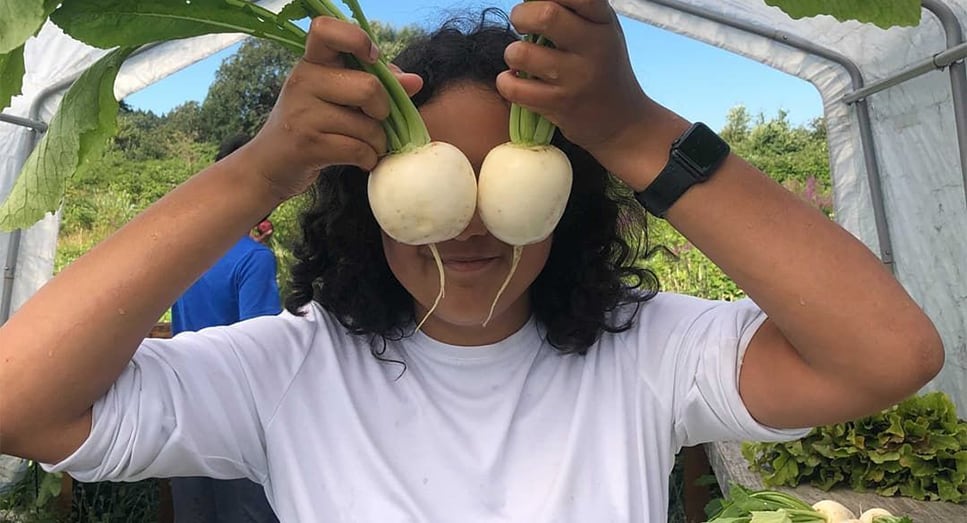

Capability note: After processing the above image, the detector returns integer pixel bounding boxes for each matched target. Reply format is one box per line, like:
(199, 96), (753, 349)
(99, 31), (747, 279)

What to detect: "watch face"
(678, 123), (731, 172)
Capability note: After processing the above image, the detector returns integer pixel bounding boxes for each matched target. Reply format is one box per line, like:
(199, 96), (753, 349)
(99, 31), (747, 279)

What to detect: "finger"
(504, 41), (573, 83)
(510, 1), (593, 51)
(388, 64), (425, 97)
(495, 70), (566, 119)
(304, 16), (378, 67)
(315, 133), (381, 171)
(315, 104), (388, 156)
(293, 67), (391, 120)
(544, 0), (614, 24)
(396, 72), (424, 97)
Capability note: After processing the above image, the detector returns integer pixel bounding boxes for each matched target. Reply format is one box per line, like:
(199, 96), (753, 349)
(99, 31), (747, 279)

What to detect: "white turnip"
(812, 499), (857, 523)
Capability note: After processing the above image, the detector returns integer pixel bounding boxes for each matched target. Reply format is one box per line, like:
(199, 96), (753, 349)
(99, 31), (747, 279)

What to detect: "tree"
(370, 21), (425, 62)
(720, 105), (751, 145)
(721, 105), (830, 190)
(197, 38), (299, 143)
(195, 23), (425, 145)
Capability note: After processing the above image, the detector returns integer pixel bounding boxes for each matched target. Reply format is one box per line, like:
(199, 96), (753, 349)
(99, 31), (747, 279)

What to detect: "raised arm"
(0, 17), (419, 463)
(499, 0), (943, 428)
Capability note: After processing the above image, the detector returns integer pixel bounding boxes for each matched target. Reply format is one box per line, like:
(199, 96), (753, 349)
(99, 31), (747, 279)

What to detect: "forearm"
(607, 103), (941, 391)
(0, 150), (282, 448)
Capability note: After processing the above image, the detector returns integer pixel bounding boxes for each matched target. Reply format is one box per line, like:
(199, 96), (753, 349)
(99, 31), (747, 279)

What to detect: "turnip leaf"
(0, 44), (25, 111)
(0, 47), (135, 231)
(0, 0), (58, 54)
(765, 0), (922, 29)
(50, 0), (307, 54)
(0, 0), (58, 111)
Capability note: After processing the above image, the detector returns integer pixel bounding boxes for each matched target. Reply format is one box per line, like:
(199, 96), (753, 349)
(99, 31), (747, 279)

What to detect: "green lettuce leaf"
(743, 392), (966, 503)
(0, 44), (25, 110)
(50, 0), (306, 53)
(765, 0), (922, 29)
(0, 47), (135, 231)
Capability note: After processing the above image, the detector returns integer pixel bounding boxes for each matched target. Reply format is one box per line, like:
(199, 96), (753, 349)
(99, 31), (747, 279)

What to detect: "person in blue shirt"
(169, 134), (282, 523)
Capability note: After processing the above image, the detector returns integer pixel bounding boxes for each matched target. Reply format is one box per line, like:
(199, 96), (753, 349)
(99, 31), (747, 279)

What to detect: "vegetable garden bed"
(706, 441), (966, 522)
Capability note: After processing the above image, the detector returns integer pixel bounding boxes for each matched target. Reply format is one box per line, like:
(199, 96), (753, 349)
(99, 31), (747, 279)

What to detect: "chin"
(427, 301), (494, 328)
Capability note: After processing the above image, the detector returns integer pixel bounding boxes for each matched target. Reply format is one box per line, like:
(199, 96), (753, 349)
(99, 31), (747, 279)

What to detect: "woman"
(0, 2), (943, 521)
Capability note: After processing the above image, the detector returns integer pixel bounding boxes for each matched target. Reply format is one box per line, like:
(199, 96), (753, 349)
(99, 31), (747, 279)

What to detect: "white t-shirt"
(45, 293), (809, 522)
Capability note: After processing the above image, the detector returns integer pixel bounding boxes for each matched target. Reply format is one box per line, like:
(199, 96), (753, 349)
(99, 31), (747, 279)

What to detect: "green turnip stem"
(510, 104), (522, 144)
(340, 0), (375, 40)
(415, 243), (446, 332)
(303, 0), (430, 151)
(534, 117), (555, 145)
(510, 32), (558, 147)
(381, 121), (403, 152)
(482, 246), (522, 327)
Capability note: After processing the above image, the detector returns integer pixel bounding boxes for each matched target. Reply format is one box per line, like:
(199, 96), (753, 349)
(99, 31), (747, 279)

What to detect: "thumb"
(398, 72), (424, 97)
(388, 64), (424, 97)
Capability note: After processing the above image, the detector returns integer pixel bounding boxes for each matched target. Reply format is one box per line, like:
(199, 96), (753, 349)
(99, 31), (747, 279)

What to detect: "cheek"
(514, 239), (553, 287)
(381, 235), (426, 289)
(526, 240), (552, 271)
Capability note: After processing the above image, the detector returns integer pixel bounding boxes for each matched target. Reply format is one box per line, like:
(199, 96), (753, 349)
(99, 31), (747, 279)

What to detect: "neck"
(415, 296), (532, 346)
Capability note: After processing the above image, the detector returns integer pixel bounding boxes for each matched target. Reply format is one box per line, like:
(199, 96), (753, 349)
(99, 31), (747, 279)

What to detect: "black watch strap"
(635, 153), (697, 218)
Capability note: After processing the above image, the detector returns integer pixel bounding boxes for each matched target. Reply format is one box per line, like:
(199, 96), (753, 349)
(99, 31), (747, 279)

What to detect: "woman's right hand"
(238, 17), (424, 201)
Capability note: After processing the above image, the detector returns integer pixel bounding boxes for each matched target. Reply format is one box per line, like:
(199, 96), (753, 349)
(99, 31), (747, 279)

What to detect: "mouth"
(440, 256), (501, 273)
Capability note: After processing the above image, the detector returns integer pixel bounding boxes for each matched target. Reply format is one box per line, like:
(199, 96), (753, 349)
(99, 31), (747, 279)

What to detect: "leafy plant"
(742, 392), (967, 503)
(766, 0), (922, 29)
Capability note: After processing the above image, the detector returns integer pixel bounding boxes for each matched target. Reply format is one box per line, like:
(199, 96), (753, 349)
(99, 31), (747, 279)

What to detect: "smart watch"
(635, 122), (731, 218)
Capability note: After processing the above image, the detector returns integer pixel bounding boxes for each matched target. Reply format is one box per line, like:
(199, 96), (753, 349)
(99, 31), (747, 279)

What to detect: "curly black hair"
(284, 9), (659, 354)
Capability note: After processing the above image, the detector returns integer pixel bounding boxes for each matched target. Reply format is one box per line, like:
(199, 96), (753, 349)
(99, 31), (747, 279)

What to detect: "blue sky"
(124, 0), (823, 132)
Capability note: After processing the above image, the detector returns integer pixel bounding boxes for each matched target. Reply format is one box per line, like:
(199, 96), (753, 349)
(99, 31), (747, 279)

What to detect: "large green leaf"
(765, 0), (922, 29)
(0, 0), (58, 54)
(0, 44), (25, 111)
(50, 0), (306, 53)
(0, 47), (135, 231)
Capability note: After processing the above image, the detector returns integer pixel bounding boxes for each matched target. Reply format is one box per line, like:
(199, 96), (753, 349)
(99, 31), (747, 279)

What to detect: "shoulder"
(608, 292), (728, 336)
(603, 292), (763, 368)
(229, 238), (276, 269)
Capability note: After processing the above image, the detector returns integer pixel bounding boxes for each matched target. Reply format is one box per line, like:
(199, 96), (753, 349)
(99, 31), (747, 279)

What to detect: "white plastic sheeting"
(0, 0), (965, 412)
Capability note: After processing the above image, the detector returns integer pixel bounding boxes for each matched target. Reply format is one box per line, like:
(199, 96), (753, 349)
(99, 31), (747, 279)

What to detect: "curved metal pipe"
(1, 42), (161, 324)
(922, 0), (967, 205)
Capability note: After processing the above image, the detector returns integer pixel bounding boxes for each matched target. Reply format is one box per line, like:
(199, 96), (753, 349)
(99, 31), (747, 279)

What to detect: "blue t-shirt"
(171, 237), (281, 335)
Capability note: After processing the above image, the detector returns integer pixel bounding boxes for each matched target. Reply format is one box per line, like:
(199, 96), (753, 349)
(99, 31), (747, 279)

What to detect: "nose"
(453, 209), (488, 241)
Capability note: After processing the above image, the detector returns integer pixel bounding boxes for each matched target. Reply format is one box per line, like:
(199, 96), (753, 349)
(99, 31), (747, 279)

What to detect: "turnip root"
(477, 143), (572, 246)
(368, 142), (477, 246)
(368, 142), (477, 331)
(476, 143), (572, 326)
(475, 30), (573, 326)
(859, 508), (893, 523)
(324, 0), (480, 331)
(812, 500), (856, 522)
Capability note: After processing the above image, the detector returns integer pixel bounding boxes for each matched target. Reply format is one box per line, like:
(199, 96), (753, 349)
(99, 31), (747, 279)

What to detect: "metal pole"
(0, 70), (82, 324)
(640, 0), (896, 271)
(843, 42), (967, 103)
(922, 0), (967, 205)
(0, 113), (47, 132)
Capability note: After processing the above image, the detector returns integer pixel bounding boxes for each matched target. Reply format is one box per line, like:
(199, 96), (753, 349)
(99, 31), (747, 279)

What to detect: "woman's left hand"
(498, 0), (673, 184)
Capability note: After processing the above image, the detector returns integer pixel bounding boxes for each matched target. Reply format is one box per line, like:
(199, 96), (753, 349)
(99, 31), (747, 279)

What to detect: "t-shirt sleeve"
(634, 294), (812, 450)
(41, 309), (319, 484)
(236, 248), (282, 321)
